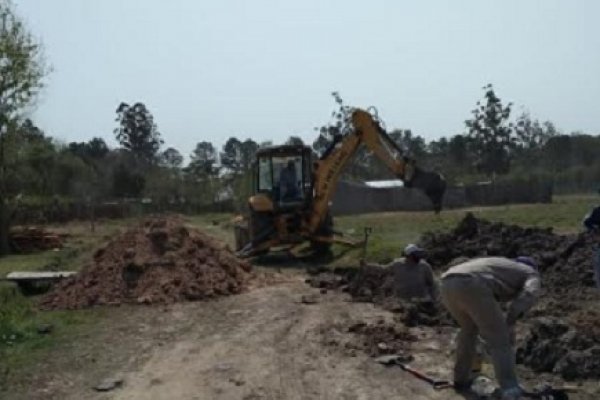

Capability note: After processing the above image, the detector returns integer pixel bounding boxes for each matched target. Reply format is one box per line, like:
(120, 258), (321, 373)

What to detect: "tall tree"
(0, 0), (48, 255)
(114, 102), (163, 163)
(240, 139), (259, 171)
(159, 147), (183, 169)
(188, 141), (217, 176)
(220, 137), (242, 172)
(220, 137), (258, 173)
(465, 84), (515, 177)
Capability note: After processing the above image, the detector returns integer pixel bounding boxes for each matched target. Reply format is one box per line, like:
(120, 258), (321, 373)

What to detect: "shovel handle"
(400, 364), (453, 390)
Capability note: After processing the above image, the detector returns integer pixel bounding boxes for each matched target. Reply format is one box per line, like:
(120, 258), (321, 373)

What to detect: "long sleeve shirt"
(442, 257), (541, 324)
(387, 258), (439, 301)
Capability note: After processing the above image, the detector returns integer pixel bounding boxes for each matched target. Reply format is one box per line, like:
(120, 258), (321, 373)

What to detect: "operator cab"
(255, 145), (313, 209)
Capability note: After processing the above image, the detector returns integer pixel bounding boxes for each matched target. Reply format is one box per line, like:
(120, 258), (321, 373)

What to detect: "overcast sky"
(17, 0), (600, 156)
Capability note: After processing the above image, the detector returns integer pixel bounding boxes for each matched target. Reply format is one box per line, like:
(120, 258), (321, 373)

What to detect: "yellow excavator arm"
(307, 109), (446, 233)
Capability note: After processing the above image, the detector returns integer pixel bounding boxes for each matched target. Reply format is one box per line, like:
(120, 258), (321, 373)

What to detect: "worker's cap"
(404, 244), (425, 257)
(514, 256), (537, 269)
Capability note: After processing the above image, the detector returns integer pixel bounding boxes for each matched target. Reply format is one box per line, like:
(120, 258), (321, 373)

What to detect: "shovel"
(361, 227), (372, 261)
(375, 355), (453, 390)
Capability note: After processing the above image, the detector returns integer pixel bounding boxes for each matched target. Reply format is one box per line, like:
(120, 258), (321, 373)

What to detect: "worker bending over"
(440, 256), (540, 400)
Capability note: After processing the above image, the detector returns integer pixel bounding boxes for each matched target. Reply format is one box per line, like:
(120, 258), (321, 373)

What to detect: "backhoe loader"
(233, 108), (446, 257)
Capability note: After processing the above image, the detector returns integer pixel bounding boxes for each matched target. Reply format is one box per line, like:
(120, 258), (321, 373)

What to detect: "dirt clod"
(40, 216), (252, 309)
(517, 316), (600, 380)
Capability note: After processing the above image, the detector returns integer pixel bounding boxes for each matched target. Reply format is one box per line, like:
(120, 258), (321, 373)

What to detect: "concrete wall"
(330, 180), (552, 215)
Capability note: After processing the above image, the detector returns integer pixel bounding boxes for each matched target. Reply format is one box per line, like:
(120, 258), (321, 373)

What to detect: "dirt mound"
(419, 213), (600, 379)
(420, 212), (565, 269)
(420, 213), (598, 294)
(517, 316), (600, 380)
(40, 216), (252, 309)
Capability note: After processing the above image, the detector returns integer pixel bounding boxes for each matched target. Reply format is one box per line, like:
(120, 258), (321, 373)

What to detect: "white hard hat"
(404, 243), (424, 256)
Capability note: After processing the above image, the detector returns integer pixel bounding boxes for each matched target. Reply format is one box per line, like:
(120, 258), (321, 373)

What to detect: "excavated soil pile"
(40, 216), (252, 309)
(517, 315), (600, 380)
(420, 212), (598, 293)
(419, 213), (600, 380)
(420, 212), (564, 270)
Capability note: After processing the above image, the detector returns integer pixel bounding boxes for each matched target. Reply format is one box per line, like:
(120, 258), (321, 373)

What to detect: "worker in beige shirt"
(440, 256), (541, 400)
(363, 244), (439, 300)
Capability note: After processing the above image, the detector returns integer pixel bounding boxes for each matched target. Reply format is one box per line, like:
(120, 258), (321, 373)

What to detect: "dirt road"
(16, 275), (472, 400)
(13, 273), (599, 400)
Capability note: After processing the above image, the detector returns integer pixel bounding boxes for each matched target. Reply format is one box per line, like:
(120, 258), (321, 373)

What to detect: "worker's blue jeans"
(594, 246), (600, 289)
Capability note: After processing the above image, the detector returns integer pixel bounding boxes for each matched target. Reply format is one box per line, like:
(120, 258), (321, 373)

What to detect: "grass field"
(0, 194), (597, 388)
(333, 194), (598, 264)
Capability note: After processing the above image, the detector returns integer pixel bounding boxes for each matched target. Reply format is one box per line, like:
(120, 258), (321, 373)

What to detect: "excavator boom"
(308, 109), (446, 233)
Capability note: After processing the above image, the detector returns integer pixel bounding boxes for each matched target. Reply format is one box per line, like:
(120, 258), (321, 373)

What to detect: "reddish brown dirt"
(40, 216), (252, 310)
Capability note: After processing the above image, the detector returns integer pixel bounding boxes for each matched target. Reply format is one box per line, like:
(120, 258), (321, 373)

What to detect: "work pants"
(440, 274), (519, 391)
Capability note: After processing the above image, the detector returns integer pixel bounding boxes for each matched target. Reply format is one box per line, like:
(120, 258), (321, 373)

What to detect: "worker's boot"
(491, 386), (523, 400)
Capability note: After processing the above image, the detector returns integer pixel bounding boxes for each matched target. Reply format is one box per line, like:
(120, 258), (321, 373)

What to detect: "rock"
(377, 342), (389, 351)
(215, 363), (234, 372)
(36, 324), (53, 335)
(300, 294), (319, 304)
(93, 378), (124, 392)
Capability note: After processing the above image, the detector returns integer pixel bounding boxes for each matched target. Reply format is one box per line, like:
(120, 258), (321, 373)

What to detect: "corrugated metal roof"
(364, 179), (404, 188)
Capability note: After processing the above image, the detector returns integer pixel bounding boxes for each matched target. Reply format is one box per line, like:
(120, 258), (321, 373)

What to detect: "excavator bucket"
(409, 168), (447, 213)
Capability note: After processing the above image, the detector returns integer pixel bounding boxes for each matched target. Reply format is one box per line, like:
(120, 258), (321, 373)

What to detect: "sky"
(16, 0), (600, 157)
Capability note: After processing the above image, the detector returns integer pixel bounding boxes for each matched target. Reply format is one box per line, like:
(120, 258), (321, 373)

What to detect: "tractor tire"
(249, 209), (274, 243)
(233, 223), (250, 251)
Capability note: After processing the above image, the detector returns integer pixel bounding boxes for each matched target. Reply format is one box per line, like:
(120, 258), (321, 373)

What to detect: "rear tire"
(234, 223), (250, 251)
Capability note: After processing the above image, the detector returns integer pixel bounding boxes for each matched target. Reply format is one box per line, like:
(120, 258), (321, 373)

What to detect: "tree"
(188, 141), (217, 176)
(0, 0), (47, 255)
(220, 137), (242, 172)
(159, 147), (183, 169)
(285, 136), (304, 146)
(389, 129), (427, 160)
(68, 137), (109, 161)
(313, 91), (354, 157)
(112, 162), (145, 198)
(514, 113), (556, 152)
(465, 84), (515, 177)
(220, 137), (258, 174)
(240, 139), (258, 171)
(114, 102), (163, 163)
